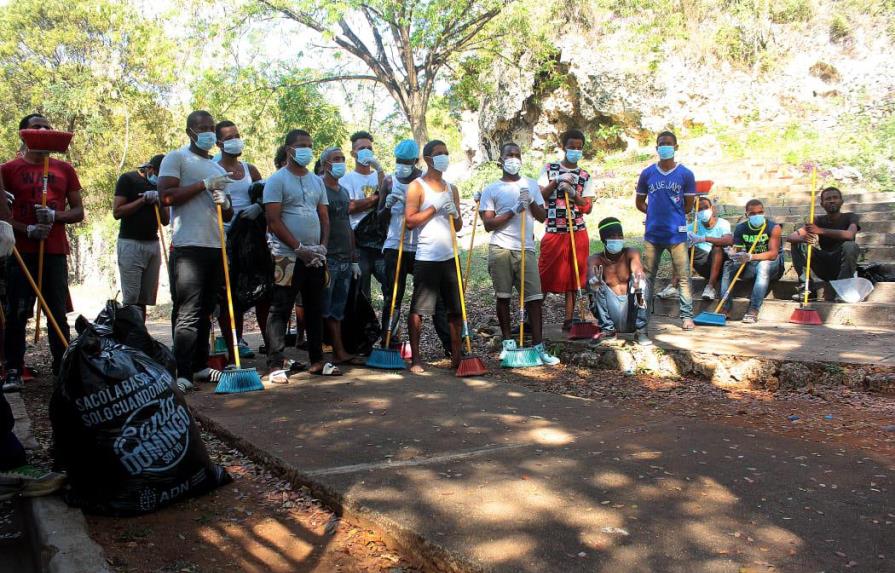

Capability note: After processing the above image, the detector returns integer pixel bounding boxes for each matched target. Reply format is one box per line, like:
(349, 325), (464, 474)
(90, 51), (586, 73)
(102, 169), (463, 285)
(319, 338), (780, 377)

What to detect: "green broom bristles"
(500, 347), (543, 368)
(214, 367), (264, 394)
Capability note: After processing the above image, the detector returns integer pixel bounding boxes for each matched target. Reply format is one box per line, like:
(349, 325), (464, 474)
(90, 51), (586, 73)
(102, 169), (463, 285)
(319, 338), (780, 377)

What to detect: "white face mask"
(221, 138), (245, 156)
(503, 158), (522, 175)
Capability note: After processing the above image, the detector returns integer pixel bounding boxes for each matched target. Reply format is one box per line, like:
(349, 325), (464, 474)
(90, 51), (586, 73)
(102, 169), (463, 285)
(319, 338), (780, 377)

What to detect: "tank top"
(415, 178), (454, 262)
(382, 176), (419, 252)
(227, 162), (253, 215)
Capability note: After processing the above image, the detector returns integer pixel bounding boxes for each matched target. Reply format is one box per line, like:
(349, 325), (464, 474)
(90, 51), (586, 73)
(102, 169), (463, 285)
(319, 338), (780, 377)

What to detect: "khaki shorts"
(117, 238), (161, 305)
(488, 245), (543, 302)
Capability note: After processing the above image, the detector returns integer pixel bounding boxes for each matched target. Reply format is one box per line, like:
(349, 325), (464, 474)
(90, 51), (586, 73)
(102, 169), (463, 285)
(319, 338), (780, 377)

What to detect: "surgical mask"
(329, 162), (346, 178)
(565, 149), (583, 163)
(357, 148), (375, 166)
(503, 158), (522, 175)
(147, 174), (158, 186)
(657, 145), (675, 160)
(431, 154), (450, 173)
(697, 208), (713, 223)
(192, 130), (217, 151)
(221, 138), (245, 156)
(394, 164), (414, 179)
(605, 239), (624, 254)
(293, 147), (313, 166)
(748, 214), (766, 227)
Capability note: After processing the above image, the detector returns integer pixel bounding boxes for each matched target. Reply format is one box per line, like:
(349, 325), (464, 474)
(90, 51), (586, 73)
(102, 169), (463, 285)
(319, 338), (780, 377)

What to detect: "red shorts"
(538, 230), (589, 293)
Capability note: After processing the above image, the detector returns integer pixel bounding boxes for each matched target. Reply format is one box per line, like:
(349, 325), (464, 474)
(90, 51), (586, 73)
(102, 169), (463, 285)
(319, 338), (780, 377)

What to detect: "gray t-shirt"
(263, 167), (328, 257)
(158, 145), (229, 249)
(325, 183), (353, 262)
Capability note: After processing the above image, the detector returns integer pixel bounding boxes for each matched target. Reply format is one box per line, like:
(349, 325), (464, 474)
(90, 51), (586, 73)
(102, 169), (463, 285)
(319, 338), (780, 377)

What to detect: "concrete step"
(718, 219), (895, 234)
(717, 210), (894, 223)
(715, 191), (895, 206)
(857, 233), (895, 246)
(716, 202), (895, 218)
(658, 277), (895, 303)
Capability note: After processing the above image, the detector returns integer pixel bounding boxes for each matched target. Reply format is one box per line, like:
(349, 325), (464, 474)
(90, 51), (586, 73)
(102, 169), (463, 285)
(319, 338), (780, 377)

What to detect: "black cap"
(146, 154), (164, 171)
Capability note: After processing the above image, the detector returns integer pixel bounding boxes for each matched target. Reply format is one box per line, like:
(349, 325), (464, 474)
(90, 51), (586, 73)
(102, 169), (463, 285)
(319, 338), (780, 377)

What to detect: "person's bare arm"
(530, 199), (547, 223)
(705, 232), (733, 247)
(683, 194), (696, 214)
(317, 202), (330, 247)
(52, 188), (85, 224)
(158, 175), (206, 206)
(752, 225), (782, 261)
(159, 205), (170, 225)
(635, 194), (648, 214)
(806, 222), (857, 242)
(539, 178), (558, 201)
(348, 183), (379, 215)
(265, 202), (300, 250)
(482, 209), (513, 232)
(247, 164), (262, 182)
(404, 180), (435, 230)
(112, 195), (148, 220)
(628, 248), (644, 278)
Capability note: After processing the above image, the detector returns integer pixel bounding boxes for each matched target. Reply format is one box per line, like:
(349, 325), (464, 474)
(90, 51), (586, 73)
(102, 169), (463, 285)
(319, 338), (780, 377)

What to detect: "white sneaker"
(657, 284), (678, 299)
(176, 377), (194, 392)
(193, 368), (222, 384)
(701, 284), (717, 300)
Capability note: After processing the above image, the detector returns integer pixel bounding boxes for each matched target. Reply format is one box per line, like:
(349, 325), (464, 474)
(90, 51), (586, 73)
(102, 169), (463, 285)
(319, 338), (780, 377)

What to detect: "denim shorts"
(322, 259), (352, 320)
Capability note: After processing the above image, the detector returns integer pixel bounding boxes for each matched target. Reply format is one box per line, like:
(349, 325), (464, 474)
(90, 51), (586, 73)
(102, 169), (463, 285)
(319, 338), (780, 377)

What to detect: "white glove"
(26, 223), (51, 240)
(294, 244), (320, 266)
(518, 188), (531, 207)
(204, 172), (234, 191)
(442, 200), (459, 219)
(367, 157), (381, 171)
(385, 192), (401, 208)
(804, 233), (819, 246)
(211, 190), (231, 210)
(142, 190), (159, 205)
(351, 262), (361, 279)
(731, 251), (752, 265)
(559, 182), (577, 199)
(242, 203), (263, 220)
(0, 221), (14, 257)
(308, 244), (327, 257)
(432, 191), (452, 212)
(557, 172), (578, 185)
(34, 205), (55, 224)
(686, 231), (704, 247)
(473, 190), (482, 202)
(514, 200), (526, 214)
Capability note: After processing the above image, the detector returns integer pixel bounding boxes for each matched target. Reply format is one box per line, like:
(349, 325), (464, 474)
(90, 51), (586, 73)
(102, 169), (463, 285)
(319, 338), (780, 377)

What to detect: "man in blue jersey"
(635, 131), (696, 330)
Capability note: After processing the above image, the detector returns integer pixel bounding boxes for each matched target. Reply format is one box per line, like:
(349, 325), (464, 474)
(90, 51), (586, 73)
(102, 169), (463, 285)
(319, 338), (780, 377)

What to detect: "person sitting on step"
(786, 186), (860, 302)
(586, 217), (651, 346)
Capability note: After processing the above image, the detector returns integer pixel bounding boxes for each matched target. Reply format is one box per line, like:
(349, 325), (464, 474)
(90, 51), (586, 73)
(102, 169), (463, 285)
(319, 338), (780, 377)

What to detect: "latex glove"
(308, 244), (327, 258)
(142, 190), (159, 205)
(367, 157), (382, 172)
(804, 233), (819, 246)
(432, 191), (452, 212)
(442, 200), (459, 219)
(204, 172), (234, 191)
(559, 181), (577, 199)
(294, 244), (320, 266)
(26, 223), (51, 241)
(731, 251), (752, 265)
(351, 262), (361, 280)
(686, 231), (705, 247)
(518, 188), (531, 207)
(34, 205), (55, 224)
(0, 221), (14, 257)
(514, 200), (526, 214)
(384, 192), (401, 208)
(211, 190), (231, 210)
(473, 190), (482, 203)
(242, 203), (263, 220)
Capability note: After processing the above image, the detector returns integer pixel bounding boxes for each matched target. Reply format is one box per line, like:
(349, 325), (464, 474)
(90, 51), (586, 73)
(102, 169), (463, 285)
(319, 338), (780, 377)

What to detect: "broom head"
(568, 320), (600, 340)
(366, 347), (406, 370)
(399, 341), (413, 361)
(456, 355), (487, 377)
(695, 180), (714, 195)
(19, 129), (73, 153)
(789, 306), (822, 325)
(693, 311), (727, 326)
(500, 346), (543, 368)
(214, 367), (264, 394)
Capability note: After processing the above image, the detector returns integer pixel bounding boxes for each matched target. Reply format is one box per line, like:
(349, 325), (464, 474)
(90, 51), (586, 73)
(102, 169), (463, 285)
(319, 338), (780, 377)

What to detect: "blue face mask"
(147, 174), (158, 186)
(431, 154), (450, 173)
(605, 239), (624, 254)
(293, 147), (313, 166)
(697, 208), (713, 223)
(329, 162), (346, 178)
(565, 149), (583, 163)
(357, 148), (375, 166)
(657, 145), (675, 160)
(394, 164), (414, 179)
(748, 214), (766, 227)
(193, 130), (217, 151)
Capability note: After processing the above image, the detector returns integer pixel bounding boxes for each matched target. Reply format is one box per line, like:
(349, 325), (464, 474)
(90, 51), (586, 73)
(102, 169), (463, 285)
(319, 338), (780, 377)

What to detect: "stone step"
(718, 218), (895, 235)
(658, 277), (895, 303)
(724, 211), (895, 223)
(715, 202), (895, 218)
(715, 190), (895, 206)
(857, 233), (895, 246)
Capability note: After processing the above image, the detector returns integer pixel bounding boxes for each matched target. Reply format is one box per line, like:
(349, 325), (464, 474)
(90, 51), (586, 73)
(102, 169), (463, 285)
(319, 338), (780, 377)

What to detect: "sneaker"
(2, 369), (23, 393)
(533, 343), (560, 366)
(175, 377), (194, 392)
(657, 284), (678, 299)
(237, 338), (255, 358)
(193, 367), (222, 384)
(742, 308), (759, 324)
(634, 330), (653, 346)
(791, 285), (817, 302)
(701, 284), (717, 300)
(499, 339), (517, 359)
(0, 466), (65, 497)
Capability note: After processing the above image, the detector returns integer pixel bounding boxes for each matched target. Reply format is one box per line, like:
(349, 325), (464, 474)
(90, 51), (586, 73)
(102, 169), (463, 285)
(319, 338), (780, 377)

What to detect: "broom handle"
(711, 222), (767, 313)
(519, 210), (526, 346)
(33, 156), (49, 343)
(384, 219), (406, 348)
(564, 190), (587, 318)
(13, 247), (67, 349)
(449, 210), (473, 354)
(690, 203), (698, 273)
(463, 203), (479, 293)
(803, 168), (818, 307)
(216, 204), (240, 369)
(154, 205), (169, 269)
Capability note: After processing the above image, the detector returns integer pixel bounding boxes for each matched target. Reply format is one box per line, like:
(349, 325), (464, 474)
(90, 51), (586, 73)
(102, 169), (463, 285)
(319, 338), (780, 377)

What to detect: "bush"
(714, 24), (756, 66)
(829, 13), (851, 42)
(770, 0), (814, 24)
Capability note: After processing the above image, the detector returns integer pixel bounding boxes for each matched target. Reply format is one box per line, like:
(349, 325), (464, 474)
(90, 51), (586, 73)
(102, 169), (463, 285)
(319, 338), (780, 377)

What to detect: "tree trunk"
(405, 92), (429, 146)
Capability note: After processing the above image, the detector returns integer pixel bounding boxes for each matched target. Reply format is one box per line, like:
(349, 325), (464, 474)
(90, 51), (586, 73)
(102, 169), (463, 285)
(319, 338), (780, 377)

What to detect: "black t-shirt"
(115, 171), (157, 241)
(814, 213), (860, 251)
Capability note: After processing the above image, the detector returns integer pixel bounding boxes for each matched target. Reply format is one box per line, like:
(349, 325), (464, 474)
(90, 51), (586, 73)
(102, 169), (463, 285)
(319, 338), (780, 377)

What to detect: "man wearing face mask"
(720, 199), (784, 324)
(586, 218), (650, 345)
(158, 110), (235, 392)
(635, 131), (697, 330)
(480, 142), (559, 365)
(537, 129), (596, 330)
(404, 140), (463, 374)
(113, 154), (169, 318)
(664, 196), (732, 300)
(264, 129), (333, 377)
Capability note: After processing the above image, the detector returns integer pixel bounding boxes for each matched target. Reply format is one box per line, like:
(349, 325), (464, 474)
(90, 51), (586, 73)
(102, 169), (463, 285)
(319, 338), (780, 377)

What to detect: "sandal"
(284, 360), (306, 373)
(310, 362), (342, 376)
(267, 370), (290, 385)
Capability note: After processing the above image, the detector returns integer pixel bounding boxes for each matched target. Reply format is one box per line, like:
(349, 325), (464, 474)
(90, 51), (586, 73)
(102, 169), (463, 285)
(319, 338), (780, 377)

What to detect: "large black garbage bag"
(338, 278), (380, 356)
(858, 262), (895, 284)
(94, 300), (176, 377)
(227, 210), (273, 312)
(49, 321), (231, 516)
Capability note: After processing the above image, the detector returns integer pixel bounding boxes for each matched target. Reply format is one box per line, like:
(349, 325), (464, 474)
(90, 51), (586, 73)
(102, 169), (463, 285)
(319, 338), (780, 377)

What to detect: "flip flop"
(310, 362), (342, 376)
(267, 370), (290, 385)
(284, 360), (307, 373)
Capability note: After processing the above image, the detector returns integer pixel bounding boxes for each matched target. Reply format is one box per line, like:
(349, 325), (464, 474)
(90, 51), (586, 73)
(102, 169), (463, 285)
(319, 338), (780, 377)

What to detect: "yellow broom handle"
(33, 156), (49, 343)
(449, 215), (473, 354)
(711, 222), (767, 314)
(803, 168), (818, 306)
(216, 204), (240, 369)
(154, 205), (169, 269)
(384, 219), (406, 348)
(690, 203), (698, 273)
(463, 203), (479, 293)
(519, 212), (526, 346)
(564, 191), (582, 291)
(13, 247), (67, 348)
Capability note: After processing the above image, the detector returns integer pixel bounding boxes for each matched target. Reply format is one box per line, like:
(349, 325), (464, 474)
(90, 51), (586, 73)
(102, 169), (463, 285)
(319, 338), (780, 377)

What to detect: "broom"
(501, 210), (541, 368)
(19, 129), (73, 345)
(564, 189), (599, 340)
(154, 205), (169, 270)
(11, 247), (68, 352)
(693, 222), (767, 326)
(790, 168), (823, 325)
(212, 202), (263, 394)
(367, 219), (407, 369)
(463, 200), (480, 294)
(450, 211), (487, 377)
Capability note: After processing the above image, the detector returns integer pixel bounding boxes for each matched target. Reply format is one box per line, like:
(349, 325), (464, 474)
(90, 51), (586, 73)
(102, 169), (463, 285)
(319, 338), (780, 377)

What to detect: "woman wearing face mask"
(585, 218), (651, 346)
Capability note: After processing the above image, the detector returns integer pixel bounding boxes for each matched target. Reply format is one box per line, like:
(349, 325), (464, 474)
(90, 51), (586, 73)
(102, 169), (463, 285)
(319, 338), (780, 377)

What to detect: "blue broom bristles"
(500, 347), (543, 368)
(366, 347), (406, 370)
(214, 367), (264, 394)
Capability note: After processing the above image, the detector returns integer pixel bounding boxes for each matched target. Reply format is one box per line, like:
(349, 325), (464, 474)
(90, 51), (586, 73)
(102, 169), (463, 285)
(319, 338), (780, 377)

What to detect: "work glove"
(351, 262), (362, 280)
(0, 221), (14, 258)
(308, 244), (327, 258)
(442, 200), (459, 219)
(473, 190), (482, 203)
(384, 192), (402, 209)
(686, 231), (705, 248)
(211, 190), (231, 210)
(142, 190), (159, 205)
(203, 172), (234, 191)
(432, 191), (452, 212)
(559, 181), (577, 199)
(26, 223), (51, 241)
(34, 205), (55, 224)
(242, 203), (263, 221)
(518, 188), (531, 207)
(514, 200), (526, 214)
(804, 233), (819, 246)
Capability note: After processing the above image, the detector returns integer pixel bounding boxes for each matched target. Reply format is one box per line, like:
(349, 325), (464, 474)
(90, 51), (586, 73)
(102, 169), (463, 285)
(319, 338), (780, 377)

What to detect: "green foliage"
(770, 0), (814, 23)
(829, 13), (851, 42)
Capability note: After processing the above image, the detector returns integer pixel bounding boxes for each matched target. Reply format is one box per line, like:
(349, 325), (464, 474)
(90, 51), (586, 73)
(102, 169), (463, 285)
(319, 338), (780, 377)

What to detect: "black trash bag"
(337, 278), (380, 356)
(227, 207), (273, 312)
(49, 321), (231, 516)
(858, 262), (895, 284)
(354, 208), (388, 251)
(94, 300), (176, 378)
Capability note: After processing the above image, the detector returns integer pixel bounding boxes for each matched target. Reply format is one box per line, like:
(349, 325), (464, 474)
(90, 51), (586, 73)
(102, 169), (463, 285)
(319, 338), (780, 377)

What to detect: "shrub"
(770, 0), (814, 24)
(829, 13), (851, 42)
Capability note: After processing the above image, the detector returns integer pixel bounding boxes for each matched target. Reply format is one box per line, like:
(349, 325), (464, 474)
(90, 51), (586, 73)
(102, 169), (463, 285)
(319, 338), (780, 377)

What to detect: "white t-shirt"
(339, 169), (380, 229)
(382, 176), (419, 252)
(158, 145), (229, 249)
(263, 168), (328, 257)
(479, 178), (545, 251)
(696, 217), (732, 253)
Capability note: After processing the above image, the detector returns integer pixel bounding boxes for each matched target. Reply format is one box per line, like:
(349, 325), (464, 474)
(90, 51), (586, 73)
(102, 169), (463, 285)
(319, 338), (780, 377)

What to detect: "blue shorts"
(322, 260), (352, 320)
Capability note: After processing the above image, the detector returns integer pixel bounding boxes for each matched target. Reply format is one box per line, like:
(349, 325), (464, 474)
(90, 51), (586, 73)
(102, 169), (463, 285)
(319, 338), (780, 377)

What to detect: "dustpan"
(367, 221), (408, 370)
(790, 168), (823, 325)
(501, 213), (542, 368)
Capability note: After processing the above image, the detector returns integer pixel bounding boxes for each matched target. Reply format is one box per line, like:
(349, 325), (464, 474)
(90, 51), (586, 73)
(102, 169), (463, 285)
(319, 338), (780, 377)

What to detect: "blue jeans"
(322, 260), (352, 321)
(720, 253), (784, 311)
(589, 280), (649, 334)
(358, 247), (386, 302)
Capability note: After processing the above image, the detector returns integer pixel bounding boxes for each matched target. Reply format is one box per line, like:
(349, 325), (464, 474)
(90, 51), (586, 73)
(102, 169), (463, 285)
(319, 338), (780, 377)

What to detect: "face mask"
(503, 158), (522, 175)
(357, 148), (375, 166)
(329, 162), (346, 178)
(222, 138), (245, 156)
(565, 149), (583, 163)
(394, 164), (414, 179)
(697, 208), (713, 223)
(293, 147), (313, 166)
(748, 214), (766, 227)
(431, 154), (450, 173)
(605, 239), (624, 254)
(147, 174), (158, 186)
(192, 130), (217, 151)
(657, 145), (675, 160)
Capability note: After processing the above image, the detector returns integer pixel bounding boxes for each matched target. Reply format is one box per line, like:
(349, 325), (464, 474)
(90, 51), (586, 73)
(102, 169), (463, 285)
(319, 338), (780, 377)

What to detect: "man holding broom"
(0, 114), (84, 391)
(480, 142), (559, 366)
